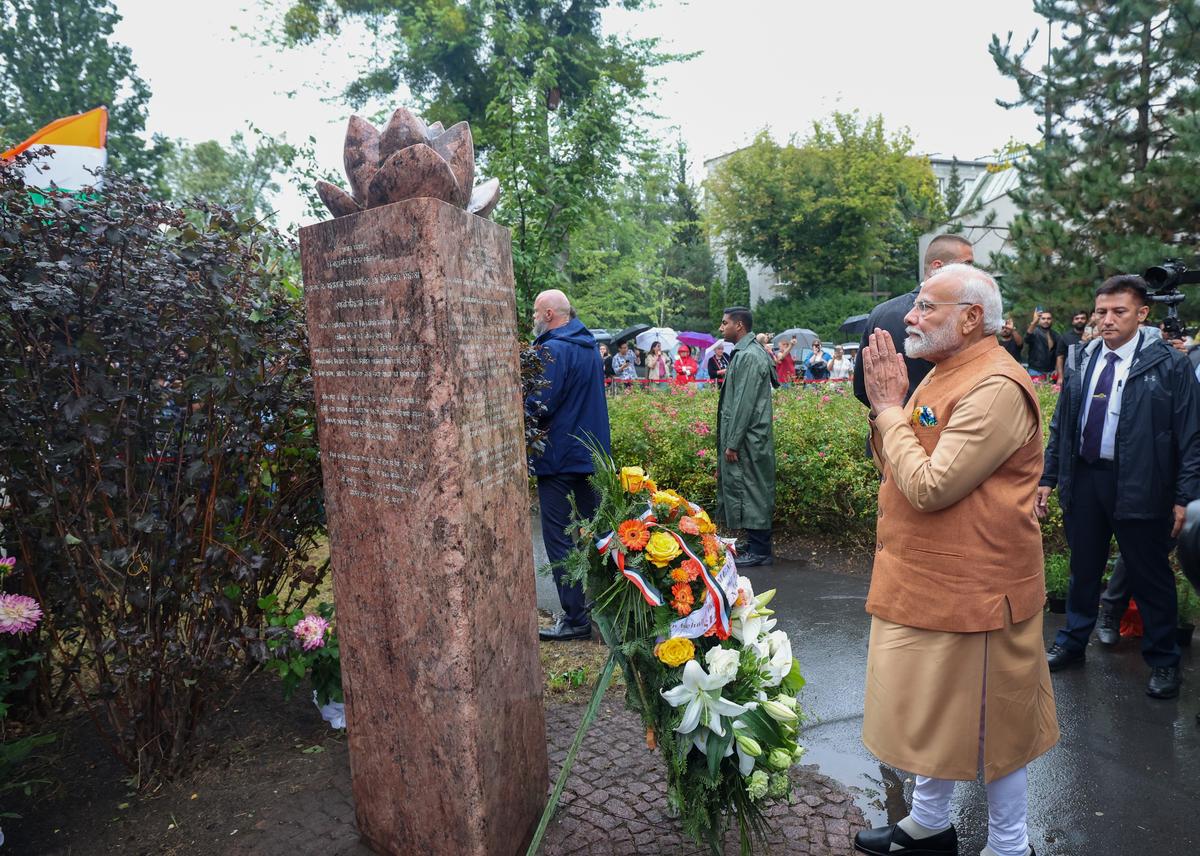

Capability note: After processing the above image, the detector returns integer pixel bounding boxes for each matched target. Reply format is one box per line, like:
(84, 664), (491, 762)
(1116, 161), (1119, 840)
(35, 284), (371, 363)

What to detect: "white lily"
(731, 719), (759, 775)
(731, 580), (778, 647)
(762, 629), (793, 688)
(661, 660), (751, 741)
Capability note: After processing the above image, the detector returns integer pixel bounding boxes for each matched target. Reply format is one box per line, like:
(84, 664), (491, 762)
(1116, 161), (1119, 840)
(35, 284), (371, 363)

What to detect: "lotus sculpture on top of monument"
(315, 107), (501, 220)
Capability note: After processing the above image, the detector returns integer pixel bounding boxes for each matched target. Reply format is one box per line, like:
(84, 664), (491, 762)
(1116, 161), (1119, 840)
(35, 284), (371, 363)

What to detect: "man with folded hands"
(854, 264), (1059, 856)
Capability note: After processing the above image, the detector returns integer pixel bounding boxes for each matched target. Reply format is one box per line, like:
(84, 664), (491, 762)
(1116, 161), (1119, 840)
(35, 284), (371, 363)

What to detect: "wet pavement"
(532, 516), (1200, 854)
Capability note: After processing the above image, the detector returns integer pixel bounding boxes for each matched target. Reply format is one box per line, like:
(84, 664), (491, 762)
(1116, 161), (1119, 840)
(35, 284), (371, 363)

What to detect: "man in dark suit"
(1039, 275), (1200, 699)
(853, 234), (975, 409)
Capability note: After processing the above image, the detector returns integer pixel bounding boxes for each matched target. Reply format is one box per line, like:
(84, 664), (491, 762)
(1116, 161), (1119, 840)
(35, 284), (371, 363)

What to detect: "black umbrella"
(840, 313), (870, 336)
(611, 323), (652, 347)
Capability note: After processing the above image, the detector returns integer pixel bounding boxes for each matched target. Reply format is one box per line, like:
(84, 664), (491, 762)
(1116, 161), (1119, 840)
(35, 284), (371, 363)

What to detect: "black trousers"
(1057, 460), (1180, 668)
(1100, 555), (1130, 615)
(745, 528), (773, 557)
(537, 473), (598, 627)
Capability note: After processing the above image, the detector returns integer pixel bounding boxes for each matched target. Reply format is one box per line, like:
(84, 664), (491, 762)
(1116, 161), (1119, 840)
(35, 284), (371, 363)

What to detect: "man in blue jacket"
(1038, 275), (1200, 699)
(529, 289), (611, 641)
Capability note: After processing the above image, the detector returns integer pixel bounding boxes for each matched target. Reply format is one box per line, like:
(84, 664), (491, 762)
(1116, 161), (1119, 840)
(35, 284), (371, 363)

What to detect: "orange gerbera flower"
(670, 566), (690, 583)
(617, 519), (651, 551)
(643, 478), (658, 494)
(671, 581), (695, 616)
(672, 581), (694, 607)
(679, 516), (700, 535)
(679, 558), (703, 581)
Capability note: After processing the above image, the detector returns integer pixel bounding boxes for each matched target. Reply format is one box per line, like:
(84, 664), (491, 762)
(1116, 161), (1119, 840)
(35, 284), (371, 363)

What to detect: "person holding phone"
(805, 339), (830, 381)
(1024, 308), (1063, 378)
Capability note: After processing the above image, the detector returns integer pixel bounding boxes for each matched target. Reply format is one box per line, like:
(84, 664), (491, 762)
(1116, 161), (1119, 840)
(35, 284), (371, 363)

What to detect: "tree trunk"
(1135, 18), (1153, 172)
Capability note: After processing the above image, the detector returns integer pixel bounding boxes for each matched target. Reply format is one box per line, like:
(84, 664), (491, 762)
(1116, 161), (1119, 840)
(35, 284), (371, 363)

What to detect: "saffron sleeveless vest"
(866, 338), (1046, 632)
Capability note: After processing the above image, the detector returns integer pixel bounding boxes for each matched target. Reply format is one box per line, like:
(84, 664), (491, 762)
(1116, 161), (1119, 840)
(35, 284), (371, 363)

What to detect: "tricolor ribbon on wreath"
(595, 504), (740, 638)
(596, 506), (664, 607)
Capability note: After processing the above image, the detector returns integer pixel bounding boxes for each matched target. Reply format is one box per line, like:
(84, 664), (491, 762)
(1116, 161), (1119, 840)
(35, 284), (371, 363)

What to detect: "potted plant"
(1044, 552), (1070, 614)
(260, 597), (344, 728)
(1176, 572), (1199, 648)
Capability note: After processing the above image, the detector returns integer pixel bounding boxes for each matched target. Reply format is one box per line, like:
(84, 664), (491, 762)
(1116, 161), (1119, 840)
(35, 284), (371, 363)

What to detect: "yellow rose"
(651, 489), (687, 510)
(620, 466), (646, 493)
(694, 509), (717, 534)
(654, 636), (695, 667)
(645, 530), (683, 567)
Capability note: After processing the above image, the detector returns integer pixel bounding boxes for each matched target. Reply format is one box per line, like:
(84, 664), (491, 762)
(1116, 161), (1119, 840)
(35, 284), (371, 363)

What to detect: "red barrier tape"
(603, 377), (854, 386)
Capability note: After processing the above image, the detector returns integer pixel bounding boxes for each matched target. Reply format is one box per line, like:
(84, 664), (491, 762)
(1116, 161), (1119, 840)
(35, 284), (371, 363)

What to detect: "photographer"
(1038, 275), (1200, 699)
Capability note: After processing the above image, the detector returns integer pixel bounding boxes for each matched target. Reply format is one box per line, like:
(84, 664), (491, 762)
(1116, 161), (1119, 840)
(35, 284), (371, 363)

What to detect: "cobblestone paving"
(540, 702), (866, 855)
(227, 701), (866, 855)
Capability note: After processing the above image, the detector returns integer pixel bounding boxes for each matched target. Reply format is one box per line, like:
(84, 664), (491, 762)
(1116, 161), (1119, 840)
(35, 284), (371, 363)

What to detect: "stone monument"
(299, 108), (547, 855)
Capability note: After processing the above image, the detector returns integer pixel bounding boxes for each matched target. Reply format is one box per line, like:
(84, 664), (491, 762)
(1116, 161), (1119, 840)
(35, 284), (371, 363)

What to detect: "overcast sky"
(112, 0), (1054, 227)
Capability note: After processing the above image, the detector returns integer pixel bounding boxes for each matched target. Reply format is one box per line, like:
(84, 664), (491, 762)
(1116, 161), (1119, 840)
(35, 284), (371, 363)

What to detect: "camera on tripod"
(1145, 260), (1200, 339)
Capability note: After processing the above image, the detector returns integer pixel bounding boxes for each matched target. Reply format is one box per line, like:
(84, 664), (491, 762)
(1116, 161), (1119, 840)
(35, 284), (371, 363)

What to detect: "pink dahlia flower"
(294, 615), (330, 651)
(0, 593), (43, 635)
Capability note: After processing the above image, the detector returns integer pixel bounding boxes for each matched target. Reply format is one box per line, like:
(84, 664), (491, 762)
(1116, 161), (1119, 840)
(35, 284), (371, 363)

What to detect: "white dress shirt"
(1079, 332), (1141, 461)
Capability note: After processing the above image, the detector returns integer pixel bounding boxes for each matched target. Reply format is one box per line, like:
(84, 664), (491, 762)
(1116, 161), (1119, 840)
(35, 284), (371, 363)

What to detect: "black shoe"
(1096, 609), (1120, 646)
(853, 822), (958, 855)
(734, 552), (774, 568)
(1046, 643), (1086, 672)
(1146, 665), (1182, 699)
(538, 616), (592, 642)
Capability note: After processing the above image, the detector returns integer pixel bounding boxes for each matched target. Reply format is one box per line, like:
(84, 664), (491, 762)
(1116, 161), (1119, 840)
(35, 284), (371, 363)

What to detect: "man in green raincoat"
(716, 306), (777, 567)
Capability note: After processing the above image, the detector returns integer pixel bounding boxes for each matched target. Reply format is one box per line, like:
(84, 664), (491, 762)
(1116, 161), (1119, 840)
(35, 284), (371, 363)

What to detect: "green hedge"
(608, 381), (1065, 549)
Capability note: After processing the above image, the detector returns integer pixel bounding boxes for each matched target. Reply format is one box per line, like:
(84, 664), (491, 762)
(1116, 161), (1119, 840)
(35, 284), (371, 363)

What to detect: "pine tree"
(725, 248), (751, 308)
(662, 141), (715, 330)
(708, 279), (726, 329)
(990, 1), (1200, 308)
(0, 0), (167, 184)
(944, 156), (965, 215)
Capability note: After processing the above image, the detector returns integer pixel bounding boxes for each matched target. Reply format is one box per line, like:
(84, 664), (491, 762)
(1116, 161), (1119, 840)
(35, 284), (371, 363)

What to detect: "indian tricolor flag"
(2, 106), (108, 190)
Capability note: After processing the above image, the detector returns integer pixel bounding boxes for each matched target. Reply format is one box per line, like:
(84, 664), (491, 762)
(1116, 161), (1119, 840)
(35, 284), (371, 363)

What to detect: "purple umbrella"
(678, 331), (715, 352)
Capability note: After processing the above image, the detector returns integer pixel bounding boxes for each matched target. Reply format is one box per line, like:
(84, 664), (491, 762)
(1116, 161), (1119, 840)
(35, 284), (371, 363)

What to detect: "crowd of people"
(527, 230), (1200, 856)
(597, 334), (856, 390)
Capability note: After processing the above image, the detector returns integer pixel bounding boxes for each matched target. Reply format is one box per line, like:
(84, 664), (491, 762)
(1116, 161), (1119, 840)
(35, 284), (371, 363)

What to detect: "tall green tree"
(273, 0), (681, 322)
(163, 130), (302, 222)
(276, 0), (670, 153)
(991, 1), (1200, 306)
(566, 150), (672, 328)
(0, 0), (166, 183)
(662, 141), (714, 330)
(705, 112), (944, 300)
(725, 248), (751, 308)
(943, 156), (965, 214)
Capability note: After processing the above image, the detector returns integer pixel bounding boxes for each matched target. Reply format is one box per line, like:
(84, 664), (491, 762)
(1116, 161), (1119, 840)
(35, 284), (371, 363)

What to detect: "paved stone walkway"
(227, 700), (865, 855)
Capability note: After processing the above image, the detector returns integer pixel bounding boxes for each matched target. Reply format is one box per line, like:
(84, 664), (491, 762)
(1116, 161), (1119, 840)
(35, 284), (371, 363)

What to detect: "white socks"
(898, 814), (949, 839)
(902, 768), (1031, 856)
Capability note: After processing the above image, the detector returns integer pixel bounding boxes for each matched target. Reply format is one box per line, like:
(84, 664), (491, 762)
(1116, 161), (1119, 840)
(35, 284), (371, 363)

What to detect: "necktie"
(1080, 352), (1119, 463)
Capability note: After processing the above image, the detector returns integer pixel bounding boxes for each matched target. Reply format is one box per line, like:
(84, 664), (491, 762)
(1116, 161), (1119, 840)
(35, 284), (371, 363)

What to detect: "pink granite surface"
(299, 198), (547, 855)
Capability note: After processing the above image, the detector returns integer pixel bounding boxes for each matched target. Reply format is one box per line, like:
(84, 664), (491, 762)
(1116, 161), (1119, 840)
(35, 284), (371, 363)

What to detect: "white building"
(920, 155), (1022, 273)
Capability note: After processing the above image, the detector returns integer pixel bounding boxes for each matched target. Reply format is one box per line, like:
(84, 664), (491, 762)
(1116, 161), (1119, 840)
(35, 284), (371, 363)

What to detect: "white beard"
(905, 321), (962, 359)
